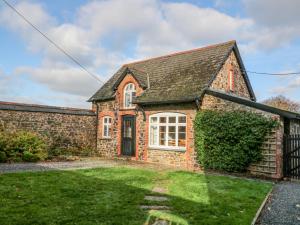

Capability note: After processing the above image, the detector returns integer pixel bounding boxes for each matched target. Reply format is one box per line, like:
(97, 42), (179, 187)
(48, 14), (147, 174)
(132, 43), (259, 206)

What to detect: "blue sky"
(0, 0), (300, 108)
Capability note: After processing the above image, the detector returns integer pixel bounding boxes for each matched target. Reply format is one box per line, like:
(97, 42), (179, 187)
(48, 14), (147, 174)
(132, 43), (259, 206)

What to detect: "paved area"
(0, 158), (175, 174)
(142, 186), (172, 225)
(257, 181), (300, 225)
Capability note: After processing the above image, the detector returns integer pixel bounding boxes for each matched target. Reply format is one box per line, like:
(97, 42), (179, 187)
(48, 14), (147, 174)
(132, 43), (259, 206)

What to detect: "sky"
(0, 0), (300, 109)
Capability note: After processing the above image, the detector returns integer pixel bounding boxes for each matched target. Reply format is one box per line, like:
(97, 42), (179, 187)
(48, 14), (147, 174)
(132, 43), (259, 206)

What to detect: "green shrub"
(48, 146), (94, 159)
(194, 110), (278, 172)
(0, 131), (47, 162)
(23, 151), (39, 162)
(9, 131), (48, 161)
(0, 151), (7, 163)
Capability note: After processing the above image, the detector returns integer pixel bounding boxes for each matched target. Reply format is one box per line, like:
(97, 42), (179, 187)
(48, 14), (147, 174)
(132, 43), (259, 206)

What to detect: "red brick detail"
(144, 104), (197, 169)
(98, 111), (114, 139)
(144, 112), (150, 161)
(115, 74), (144, 110)
(114, 74), (144, 159)
(227, 64), (234, 92)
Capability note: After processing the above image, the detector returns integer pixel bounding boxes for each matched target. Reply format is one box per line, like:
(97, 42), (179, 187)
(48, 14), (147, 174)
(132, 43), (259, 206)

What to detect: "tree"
(262, 95), (300, 112)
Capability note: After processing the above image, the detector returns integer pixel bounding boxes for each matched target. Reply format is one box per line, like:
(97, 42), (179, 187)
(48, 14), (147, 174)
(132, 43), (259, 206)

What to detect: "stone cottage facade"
(89, 40), (300, 178)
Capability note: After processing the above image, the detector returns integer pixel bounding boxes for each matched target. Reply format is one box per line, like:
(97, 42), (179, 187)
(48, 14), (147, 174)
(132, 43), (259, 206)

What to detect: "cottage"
(89, 40), (300, 178)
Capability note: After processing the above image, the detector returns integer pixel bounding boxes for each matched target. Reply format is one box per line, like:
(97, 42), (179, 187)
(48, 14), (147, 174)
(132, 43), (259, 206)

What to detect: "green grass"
(0, 167), (272, 225)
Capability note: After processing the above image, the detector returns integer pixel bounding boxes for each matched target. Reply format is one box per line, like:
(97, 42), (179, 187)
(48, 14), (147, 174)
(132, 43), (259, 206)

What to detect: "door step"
(115, 156), (133, 161)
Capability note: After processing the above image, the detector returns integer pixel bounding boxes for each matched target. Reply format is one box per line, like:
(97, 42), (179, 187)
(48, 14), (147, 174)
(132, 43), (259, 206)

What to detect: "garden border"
(251, 187), (274, 225)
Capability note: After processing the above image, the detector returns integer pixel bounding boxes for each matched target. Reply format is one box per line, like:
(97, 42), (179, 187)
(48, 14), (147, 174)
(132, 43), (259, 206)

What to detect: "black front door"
(121, 115), (135, 156)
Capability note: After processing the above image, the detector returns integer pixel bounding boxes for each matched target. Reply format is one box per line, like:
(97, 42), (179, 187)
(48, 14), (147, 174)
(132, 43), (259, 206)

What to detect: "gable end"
(207, 43), (256, 101)
(112, 67), (148, 91)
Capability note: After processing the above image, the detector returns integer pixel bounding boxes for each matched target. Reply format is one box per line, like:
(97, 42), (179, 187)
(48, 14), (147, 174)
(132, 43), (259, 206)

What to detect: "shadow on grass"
(0, 167), (272, 225)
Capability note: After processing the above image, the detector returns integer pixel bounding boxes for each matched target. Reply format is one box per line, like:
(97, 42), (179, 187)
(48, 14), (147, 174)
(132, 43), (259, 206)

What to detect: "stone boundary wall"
(0, 101), (97, 152)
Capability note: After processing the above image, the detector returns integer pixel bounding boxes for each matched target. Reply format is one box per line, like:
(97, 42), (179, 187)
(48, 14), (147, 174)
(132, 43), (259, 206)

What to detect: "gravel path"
(0, 158), (175, 174)
(0, 159), (133, 173)
(257, 182), (300, 225)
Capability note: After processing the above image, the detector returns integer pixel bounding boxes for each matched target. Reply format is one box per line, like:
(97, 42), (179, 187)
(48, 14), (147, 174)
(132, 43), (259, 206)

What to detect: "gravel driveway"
(0, 159), (121, 173)
(0, 158), (174, 174)
(257, 181), (300, 225)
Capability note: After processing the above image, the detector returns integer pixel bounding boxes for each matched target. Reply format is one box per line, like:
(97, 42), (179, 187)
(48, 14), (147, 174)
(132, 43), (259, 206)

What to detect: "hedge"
(194, 110), (279, 172)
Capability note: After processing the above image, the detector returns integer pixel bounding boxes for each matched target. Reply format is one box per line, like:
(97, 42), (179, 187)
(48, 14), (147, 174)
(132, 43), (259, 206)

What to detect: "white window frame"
(103, 116), (112, 138)
(124, 83), (136, 109)
(148, 112), (187, 150)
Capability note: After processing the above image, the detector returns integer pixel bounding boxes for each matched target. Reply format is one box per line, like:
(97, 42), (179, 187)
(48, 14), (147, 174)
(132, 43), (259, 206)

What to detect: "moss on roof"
(88, 40), (238, 103)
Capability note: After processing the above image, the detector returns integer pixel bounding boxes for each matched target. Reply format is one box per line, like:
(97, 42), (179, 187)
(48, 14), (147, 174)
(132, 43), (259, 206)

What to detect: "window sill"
(99, 137), (112, 140)
(148, 146), (186, 152)
(119, 108), (136, 111)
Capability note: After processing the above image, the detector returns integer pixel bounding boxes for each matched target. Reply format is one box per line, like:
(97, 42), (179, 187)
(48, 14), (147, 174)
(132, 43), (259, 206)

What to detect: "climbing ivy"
(194, 110), (279, 172)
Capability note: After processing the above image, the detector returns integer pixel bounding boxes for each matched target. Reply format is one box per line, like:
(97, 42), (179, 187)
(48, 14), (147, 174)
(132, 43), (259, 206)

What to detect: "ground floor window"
(103, 116), (112, 138)
(149, 113), (186, 149)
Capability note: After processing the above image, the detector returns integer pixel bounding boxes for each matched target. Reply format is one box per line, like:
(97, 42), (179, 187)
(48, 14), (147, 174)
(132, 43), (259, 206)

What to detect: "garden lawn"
(0, 167), (272, 225)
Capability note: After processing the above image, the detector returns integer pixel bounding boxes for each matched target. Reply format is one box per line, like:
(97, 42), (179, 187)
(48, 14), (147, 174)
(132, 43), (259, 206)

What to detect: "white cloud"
(0, 1), (55, 53)
(162, 3), (252, 42)
(244, 0), (300, 27)
(243, 0), (300, 50)
(15, 65), (100, 97)
(1, 0), (300, 107)
(77, 0), (254, 58)
(270, 77), (300, 95)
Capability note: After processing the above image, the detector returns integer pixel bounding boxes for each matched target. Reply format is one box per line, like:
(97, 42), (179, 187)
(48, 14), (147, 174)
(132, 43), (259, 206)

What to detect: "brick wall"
(0, 102), (97, 151)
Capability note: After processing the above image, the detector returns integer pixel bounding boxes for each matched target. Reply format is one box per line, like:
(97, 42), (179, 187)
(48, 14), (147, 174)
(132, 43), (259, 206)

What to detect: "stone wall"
(95, 100), (119, 158)
(95, 96), (198, 168)
(211, 51), (251, 99)
(201, 94), (284, 179)
(0, 102), (97, 152)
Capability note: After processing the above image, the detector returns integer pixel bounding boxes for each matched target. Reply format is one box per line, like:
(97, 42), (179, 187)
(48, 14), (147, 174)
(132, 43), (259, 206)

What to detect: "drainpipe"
(195, 97), (201, 109)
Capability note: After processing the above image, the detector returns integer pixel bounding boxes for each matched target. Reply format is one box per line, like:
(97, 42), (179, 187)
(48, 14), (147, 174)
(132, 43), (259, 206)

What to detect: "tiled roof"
(89, 40), (254, 103)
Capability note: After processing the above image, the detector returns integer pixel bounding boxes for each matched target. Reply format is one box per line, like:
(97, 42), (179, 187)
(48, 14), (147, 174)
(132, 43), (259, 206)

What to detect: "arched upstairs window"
(149, 113), (187, 150)
(124, 83), (136, 108)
